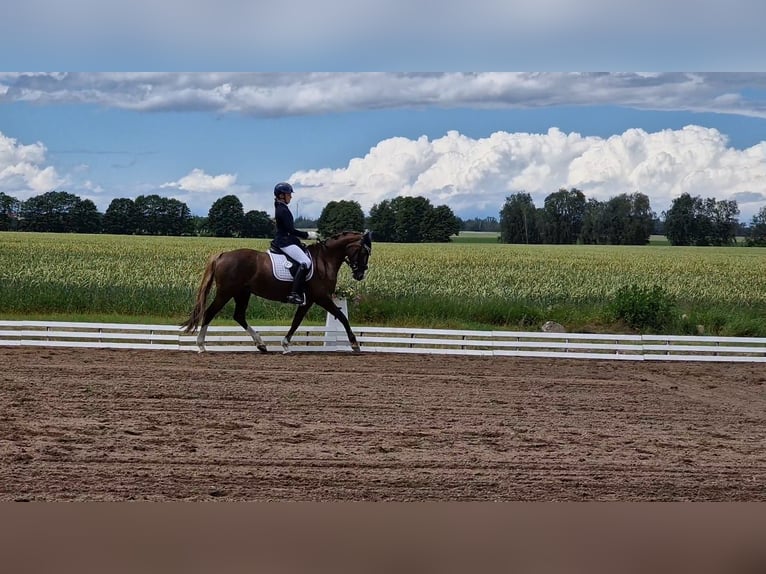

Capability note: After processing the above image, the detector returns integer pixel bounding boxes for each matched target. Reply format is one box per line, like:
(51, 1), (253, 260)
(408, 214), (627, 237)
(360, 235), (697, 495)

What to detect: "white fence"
(1, 320), (765, 362)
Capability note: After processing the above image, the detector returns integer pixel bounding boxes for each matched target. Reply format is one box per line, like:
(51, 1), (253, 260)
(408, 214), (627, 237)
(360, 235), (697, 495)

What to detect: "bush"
(610, 284), (676, 331)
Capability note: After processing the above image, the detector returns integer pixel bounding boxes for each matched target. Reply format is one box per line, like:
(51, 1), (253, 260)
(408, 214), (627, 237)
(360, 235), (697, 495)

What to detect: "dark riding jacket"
(271, 200), (308, 250)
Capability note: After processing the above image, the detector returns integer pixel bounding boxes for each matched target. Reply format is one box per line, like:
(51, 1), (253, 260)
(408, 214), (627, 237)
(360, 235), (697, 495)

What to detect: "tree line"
(0, 191), (272, 238)
(1, 188), (765, 246)
(499, 188), (766, 247)
(0, 190), (463, 243)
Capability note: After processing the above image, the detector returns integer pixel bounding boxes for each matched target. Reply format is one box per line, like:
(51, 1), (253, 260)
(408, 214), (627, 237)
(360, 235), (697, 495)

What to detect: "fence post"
(324, 297), (350, 350)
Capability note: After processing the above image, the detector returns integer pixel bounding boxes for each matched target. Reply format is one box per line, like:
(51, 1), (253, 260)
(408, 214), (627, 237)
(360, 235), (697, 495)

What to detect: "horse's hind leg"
(197, 293), (230, 353)
(233, 291), (267, 353)
(282, 303), (312, 354)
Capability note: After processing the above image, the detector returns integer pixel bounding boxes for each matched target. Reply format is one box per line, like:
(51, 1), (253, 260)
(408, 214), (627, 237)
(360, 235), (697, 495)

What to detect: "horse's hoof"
(352, 345), (361, 353)
(257, 345), (268, 354)
(197, 347), (206, 354)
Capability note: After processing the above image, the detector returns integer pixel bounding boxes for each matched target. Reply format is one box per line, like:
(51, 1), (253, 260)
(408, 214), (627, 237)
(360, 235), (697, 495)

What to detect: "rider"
(271, 182), (318, 305)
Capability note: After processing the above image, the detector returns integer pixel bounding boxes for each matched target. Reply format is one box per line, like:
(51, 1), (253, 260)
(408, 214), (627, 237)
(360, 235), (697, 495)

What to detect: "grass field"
(1, 231), (765, 336)
(451, 231), (500, 243)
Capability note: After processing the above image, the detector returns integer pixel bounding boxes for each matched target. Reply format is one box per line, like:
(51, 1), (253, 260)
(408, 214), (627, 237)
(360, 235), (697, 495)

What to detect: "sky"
(2, 3), (766, 222)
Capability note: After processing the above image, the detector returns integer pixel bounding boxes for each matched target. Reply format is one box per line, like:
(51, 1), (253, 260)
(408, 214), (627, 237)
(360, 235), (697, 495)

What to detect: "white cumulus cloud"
(290, 126), (766, 220)
(0, 132), (63, 197)
(160, 168), (238, 193)
(159, 168), (245, 214)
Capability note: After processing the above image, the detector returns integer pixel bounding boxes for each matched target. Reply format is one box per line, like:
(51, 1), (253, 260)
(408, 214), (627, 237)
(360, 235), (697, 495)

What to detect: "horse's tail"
(181, 252), (219, 333)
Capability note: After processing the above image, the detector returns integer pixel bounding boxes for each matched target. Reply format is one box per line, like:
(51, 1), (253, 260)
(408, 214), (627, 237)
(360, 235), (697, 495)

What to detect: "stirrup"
(286, 292), (305, 305)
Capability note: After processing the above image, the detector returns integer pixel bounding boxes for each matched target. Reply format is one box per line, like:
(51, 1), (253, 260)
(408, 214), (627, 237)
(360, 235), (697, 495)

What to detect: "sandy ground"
(1, 347), (764, 501)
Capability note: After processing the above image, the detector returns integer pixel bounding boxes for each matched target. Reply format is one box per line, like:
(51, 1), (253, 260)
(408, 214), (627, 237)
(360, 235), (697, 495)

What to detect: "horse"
(181, 230), (372, 354)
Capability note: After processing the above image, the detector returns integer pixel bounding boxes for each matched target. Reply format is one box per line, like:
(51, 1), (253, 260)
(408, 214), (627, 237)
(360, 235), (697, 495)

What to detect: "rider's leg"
(280, 244), (311, 305)
(286, 263), (308, 304)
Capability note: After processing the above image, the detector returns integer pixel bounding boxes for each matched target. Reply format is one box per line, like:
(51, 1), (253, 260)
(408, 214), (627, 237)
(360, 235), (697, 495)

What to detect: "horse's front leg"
(316, 297), (360, 353)
(282, 303), (313, 354)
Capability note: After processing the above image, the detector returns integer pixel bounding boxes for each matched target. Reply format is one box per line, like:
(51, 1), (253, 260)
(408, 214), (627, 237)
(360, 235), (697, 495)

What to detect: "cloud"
(3, 125), (765, 222)
(2, 73), (766, 118)
(160, 168), (238, 193)
(0, 132), (63, 197)
(290, 125), (766, 219)
(158, 168), (246, 214)
(2, 1), (765, 69)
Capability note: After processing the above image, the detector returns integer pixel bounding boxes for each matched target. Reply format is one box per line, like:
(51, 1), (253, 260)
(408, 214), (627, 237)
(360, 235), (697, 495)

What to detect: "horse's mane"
(319, 230), (363, 248)
(325, 230), (363, 241)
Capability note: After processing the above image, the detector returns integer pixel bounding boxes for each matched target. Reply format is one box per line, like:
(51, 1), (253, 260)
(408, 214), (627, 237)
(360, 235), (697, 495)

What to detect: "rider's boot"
(286, 263), (308, 305)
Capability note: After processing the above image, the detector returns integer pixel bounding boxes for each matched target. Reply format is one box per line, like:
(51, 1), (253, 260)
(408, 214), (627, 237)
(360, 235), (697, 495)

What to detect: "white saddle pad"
(267, 251), (315, 282)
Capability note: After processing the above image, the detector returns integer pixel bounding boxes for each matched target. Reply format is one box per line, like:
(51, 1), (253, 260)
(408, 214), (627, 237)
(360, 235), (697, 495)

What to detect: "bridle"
(345, 239), (371, 275)
(316, 231), (372, 277)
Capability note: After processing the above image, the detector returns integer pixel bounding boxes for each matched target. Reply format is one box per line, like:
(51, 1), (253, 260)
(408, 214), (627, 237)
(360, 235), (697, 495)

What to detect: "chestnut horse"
(181, 230), (372, 353)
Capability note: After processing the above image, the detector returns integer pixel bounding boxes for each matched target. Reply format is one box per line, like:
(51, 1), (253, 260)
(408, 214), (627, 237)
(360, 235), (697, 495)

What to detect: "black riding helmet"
(274, 182), (294, 197)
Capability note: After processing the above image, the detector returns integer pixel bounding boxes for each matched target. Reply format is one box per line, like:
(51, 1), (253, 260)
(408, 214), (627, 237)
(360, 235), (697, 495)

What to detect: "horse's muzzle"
(352, 270), (366, 281)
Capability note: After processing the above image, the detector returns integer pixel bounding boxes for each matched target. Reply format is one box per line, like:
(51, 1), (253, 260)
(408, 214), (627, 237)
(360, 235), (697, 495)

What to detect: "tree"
(164, 198), (194, 235)
(579, 198), (608, 245)
(603, 194), (631, 244)
(207, 195), (244, 237)
(19, 191), (86, 232)
(540, 187), (586, 244)
(499, 192), (541, 244)
(317, 200), (365, 237)
(621, 192), (655, 245)
(745, 206), (766, 247)
(0, 192), (20, 231)
(367, 199), (396, 242)
(103, 198), (140, 234)
(393, 196), (432, 242)
(579, 193), (654, 245)
(189, 215), (209, 236)
(707, 198), (739, 246)
(134, 194), (164, 235)
(664, 193), (739, 246)
(368, 196), (456, 242)
(422, 204), (461, 242)
(70, 199), (102, 233)
(601, 192), (655, 245)
(134, 194), (193, 235)
(241, 210), (274, 238)
(663, 193), (699, 246)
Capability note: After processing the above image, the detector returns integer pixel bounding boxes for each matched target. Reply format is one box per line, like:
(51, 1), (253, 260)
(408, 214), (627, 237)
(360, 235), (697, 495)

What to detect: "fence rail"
(1, 320), (765, 362)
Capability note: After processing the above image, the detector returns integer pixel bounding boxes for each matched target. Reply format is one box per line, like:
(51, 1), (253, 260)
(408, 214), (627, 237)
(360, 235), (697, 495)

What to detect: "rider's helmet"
(274, 182), (294, 197)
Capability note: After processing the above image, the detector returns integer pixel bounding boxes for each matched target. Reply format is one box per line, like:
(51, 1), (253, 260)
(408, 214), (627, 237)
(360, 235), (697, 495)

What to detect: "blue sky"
(2, 4), (766, 222)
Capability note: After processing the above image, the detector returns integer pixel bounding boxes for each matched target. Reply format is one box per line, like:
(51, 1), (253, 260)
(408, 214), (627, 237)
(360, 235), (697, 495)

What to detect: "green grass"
(451, 231), (500, 243)
(2, 231), (765, 336)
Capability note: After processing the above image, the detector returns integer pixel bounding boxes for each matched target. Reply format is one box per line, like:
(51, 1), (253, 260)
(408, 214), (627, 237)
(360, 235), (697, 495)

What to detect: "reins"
(314, 231), (364, 271)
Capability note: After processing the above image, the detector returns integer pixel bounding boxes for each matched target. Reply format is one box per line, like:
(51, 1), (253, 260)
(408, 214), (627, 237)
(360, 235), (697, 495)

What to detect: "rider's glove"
(307, 231), (319, 240)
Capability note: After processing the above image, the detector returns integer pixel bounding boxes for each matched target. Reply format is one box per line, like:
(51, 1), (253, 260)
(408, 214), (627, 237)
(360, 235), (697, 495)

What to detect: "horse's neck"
(310, 241), (344, 272)
(319, 233), (360, 268)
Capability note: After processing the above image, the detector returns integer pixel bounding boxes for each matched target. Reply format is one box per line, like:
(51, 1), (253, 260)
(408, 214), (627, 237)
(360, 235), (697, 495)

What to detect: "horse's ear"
(363, 230), (373, 247)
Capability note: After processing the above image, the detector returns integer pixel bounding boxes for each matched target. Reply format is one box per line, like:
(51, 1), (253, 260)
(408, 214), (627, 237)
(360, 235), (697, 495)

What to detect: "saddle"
(267, 247), (315, 282)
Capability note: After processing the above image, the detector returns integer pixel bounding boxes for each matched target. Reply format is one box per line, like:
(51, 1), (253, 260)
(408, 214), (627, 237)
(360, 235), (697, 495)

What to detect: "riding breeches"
(279, 244), (312, 269)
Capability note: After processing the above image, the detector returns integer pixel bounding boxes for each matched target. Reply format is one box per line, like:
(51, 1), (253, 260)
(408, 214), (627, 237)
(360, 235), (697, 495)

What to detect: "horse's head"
(344, 230), (372, 281)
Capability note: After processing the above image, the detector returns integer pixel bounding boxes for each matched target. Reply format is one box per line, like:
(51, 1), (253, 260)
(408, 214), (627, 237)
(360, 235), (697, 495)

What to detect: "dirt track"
(1, 347), (764, 501)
